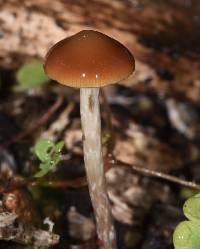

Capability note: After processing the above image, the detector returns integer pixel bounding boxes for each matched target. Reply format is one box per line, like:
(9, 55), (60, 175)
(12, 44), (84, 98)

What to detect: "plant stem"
(80, 87), (116, 249)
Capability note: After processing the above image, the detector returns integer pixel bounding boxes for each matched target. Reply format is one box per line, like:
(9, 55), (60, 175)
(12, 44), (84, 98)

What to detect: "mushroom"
(44, 30), (135, 249)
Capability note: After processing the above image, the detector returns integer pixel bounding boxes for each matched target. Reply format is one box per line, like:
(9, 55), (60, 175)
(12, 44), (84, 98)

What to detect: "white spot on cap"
(82, 73), (86, 77)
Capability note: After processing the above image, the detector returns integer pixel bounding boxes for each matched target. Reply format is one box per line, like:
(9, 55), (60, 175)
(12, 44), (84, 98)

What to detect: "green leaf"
(180, 188), (198, 200)
(34, 162), (51, 178)
(34, 139), (54, 162)
(16, 62), (49, 90)
(173, 193), (200, 249)
(54, 141), (64, 153)
(33, 139), (64, 178)
(183, 193), (200, 221)
(173, 221), (200, 249)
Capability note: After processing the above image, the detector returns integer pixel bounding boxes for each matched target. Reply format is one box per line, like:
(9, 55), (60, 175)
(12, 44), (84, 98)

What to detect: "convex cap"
(44, 30), (135, 88)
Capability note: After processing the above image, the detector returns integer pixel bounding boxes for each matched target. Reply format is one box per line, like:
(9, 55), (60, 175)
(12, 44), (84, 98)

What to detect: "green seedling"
(173, 193), (200, 249)
(16, 62), (49, 90)
(34, 139), (64, 178)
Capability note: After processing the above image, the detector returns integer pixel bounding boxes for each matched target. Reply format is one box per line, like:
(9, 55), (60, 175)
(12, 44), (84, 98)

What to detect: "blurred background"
(0, 1), (200, 249)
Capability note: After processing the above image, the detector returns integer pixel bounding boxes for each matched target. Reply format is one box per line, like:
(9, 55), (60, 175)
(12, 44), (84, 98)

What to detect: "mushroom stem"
(80, 87), (116, 249)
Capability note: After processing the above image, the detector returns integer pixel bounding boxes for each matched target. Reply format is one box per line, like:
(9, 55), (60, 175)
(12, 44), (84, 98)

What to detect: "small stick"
(117, 159), (200, 190)
(0, 92), (64, 151)
(2, 159), (200, 193)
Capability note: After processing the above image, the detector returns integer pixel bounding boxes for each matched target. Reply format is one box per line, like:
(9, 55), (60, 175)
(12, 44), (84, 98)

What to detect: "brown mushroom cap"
(44, 30), (135, 88)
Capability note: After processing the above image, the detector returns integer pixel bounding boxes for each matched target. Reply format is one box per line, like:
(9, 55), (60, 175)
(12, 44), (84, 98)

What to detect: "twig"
(117, 159), (200, 190)
(0, 175), (87, 193)
(41, 101), (75, 141)
(100, 92), (200, 191)
(3, 160), (200, 192)
(0, 92), (64, 151)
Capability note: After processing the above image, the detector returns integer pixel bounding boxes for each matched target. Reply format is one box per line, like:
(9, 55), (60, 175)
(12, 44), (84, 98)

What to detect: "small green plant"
(173, 193), (200, 249)
(16, 62), (49, 90)
(34, 139), (64, 178)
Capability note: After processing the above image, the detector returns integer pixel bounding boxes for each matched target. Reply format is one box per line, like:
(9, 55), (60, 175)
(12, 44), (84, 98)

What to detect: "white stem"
(80, 87), (116, 249)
